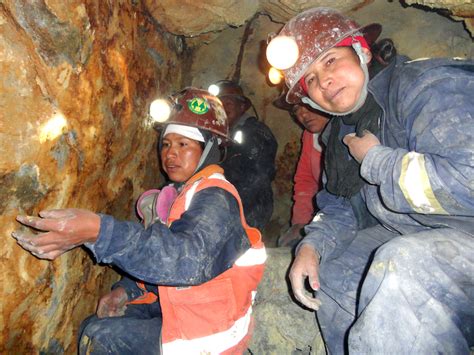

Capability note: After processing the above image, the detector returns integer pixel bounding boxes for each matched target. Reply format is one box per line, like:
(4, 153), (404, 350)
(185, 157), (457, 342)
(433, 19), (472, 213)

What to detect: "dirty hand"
(97, 287), (129, 318)
(277, 223), (304, 247)
(12, 208), (101, 260)
(343, 130), (380, 163)
(289, 243), (322, 311)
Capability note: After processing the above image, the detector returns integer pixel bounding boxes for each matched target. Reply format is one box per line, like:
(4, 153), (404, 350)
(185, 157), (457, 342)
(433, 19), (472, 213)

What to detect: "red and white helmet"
(267, 7), (381, 114)
(150, 87), (231, 144)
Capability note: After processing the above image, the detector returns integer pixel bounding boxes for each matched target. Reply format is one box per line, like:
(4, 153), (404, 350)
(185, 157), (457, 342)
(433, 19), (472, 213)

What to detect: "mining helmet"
(149, 87), (231, 144)
(266, 7), (381, 113)
(208, 80), (251, 111)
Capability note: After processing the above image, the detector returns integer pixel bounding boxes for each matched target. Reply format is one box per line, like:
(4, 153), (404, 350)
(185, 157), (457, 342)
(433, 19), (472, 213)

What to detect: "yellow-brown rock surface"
(1, 0), (184, 352)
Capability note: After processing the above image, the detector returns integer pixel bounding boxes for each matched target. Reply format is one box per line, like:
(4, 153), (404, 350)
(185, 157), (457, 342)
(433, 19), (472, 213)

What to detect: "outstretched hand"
(97, 287), (129, 318)
(12, 208), (100, 260)
(343, 130), (380, 163)
(288, 243), (322, 311)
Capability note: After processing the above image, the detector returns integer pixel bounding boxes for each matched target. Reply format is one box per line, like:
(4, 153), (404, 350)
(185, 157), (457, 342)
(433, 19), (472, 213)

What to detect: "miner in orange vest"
(14, 87), (266, 354)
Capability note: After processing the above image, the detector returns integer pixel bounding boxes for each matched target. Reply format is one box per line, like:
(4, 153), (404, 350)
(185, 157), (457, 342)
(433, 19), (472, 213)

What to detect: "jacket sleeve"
(298, 178), (358, 263)
(361, 66), (474, 216)
(86, 187), (250, 286)
(292, 131), (321, 225)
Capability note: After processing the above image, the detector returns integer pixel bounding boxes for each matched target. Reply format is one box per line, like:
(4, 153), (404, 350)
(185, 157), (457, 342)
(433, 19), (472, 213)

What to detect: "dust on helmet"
(274, 7), (381, 107)
(153, 87), (231, 144)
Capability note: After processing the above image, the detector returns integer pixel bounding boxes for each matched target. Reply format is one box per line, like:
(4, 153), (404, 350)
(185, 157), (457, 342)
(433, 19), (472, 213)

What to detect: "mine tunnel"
(2, 0), (473, 353)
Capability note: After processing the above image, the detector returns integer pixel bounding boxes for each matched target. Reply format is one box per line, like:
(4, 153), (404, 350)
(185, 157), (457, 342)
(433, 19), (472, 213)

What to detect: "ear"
(361, 47), (372, 64)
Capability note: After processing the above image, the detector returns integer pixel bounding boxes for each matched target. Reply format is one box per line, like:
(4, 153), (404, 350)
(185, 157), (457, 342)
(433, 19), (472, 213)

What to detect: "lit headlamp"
(208, 84), (220, 96)
(266, 35), (299, 70)
(149, 98), (172, 123)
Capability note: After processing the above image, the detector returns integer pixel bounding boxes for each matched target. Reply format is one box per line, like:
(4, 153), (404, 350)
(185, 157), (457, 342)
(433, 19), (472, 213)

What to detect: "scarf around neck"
(325, 61), (385, 198)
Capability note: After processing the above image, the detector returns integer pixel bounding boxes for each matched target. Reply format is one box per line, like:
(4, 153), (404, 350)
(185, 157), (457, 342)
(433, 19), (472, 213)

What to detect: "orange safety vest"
(130, 165), (266, 354)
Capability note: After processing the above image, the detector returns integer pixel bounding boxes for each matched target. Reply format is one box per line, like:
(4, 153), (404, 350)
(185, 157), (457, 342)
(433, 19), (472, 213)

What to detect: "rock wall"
(1, 0), (185, 352)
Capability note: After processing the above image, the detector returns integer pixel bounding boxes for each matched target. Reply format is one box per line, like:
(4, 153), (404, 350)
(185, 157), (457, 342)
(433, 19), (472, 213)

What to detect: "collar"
(185, 164), (224, 187)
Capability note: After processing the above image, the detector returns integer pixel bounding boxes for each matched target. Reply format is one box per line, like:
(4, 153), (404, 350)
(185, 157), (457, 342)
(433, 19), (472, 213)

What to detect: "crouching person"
(13, 88), (266, 355)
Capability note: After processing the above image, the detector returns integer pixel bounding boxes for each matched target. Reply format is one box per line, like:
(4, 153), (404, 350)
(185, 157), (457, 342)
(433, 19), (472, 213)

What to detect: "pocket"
(167, 278), (236, 339)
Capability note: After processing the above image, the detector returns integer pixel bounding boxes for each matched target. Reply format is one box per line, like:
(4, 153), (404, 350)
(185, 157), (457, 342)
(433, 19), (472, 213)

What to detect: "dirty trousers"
(316, 225), (474, 354)
(78, 302), (162, 354)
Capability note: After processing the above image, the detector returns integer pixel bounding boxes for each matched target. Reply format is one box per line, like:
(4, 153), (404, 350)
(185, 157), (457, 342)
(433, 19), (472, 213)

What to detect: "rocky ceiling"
(144, 0), (474, 37)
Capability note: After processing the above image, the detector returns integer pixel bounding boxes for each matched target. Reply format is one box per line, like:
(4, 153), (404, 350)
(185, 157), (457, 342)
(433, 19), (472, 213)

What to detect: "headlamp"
(268, 67), (283, 85)
(207, 84), (220, 96)
(266, 35), (299, 70)
(149, 99), (172, 123)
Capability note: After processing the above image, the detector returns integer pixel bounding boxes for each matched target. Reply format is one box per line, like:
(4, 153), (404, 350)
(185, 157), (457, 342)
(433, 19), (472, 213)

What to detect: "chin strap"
(302, 41), (370, 117)
(191, 136), (221, 176)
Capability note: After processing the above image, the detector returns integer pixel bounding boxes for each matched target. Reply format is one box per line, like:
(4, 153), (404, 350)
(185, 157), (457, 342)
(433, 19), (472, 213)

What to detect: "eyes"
(304, 55), (337, 88)
(325, 57), (336, 66)
(162, 140), (189, 149)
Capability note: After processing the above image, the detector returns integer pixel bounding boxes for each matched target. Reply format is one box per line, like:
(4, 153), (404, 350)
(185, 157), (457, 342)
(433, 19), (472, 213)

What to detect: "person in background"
(267, 7), (474, 354)
(13, 88), (266, 355)
(211, 80), (278, 231)
(273, 97), (329, 247)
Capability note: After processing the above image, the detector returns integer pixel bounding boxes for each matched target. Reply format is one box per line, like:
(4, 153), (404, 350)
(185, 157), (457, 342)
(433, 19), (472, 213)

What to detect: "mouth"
(165, 163), (179, 172)
(327, 87), (344, 101)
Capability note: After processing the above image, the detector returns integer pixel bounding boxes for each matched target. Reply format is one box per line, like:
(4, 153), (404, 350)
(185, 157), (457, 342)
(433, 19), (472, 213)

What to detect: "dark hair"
(371, 38), (397, 66)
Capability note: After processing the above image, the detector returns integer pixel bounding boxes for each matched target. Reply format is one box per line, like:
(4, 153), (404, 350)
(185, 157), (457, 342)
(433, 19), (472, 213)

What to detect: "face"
(219, 96), (246, 127)
(293, 105), (329, 133)
(302, 46), (371, 113)
(160, 133), (203, 183)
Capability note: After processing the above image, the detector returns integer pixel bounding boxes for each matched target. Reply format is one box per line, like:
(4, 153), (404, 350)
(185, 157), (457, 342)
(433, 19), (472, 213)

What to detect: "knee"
(368, 236), (427, 285)
(374, 236), (423, 265)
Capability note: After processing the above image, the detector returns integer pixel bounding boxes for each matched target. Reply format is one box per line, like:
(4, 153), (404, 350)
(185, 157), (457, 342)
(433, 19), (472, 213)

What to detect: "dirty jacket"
(301, 56), (474, 262)
(129, 165), (266, 354)
(87, 167), (254, 288)
(292, 130), (324, 225)
(87, 165), (266, 354)
(221, 113), (277, 230)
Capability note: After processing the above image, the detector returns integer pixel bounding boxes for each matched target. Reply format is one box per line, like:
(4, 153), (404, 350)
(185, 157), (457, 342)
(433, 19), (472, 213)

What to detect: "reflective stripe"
(184, 182), (199, 210)
(235, 246), (267, 266)
(399, 152), (447, 214)
(184, 173), (226, 210)
(207, 173), (226, 181)
(162, 303), (253, 355)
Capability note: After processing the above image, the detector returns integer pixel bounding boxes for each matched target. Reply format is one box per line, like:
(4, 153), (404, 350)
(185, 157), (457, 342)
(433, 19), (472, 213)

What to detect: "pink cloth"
(291, 130), (324, 225)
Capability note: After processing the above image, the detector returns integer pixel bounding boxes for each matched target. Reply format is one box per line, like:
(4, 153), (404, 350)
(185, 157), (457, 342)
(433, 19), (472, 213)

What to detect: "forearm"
(86, 188), (250, 286)
(299, 189), (358, 262)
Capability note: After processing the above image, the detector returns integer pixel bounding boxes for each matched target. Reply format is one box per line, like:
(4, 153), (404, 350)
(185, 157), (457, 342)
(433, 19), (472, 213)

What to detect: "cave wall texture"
(1, 0), (473, 353)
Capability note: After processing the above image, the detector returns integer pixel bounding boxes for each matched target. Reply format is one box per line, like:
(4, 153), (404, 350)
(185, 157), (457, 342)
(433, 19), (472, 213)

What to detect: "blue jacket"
(85, 185), (251, 294)
(303, 56), (474, 262)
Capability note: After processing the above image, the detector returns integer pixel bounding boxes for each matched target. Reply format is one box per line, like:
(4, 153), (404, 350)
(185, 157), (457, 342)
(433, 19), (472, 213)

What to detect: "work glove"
(289, 243), (322, 311)
(136, 185), (178, 228)
(13, 208), (100, 260)
(97, 286), (129, 318)
(277, 223), (305, 247)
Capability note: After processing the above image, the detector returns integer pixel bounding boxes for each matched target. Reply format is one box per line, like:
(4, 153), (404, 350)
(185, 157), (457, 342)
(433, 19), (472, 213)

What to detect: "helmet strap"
(192, 136), (222, 176)
(301, 41), (370, 117)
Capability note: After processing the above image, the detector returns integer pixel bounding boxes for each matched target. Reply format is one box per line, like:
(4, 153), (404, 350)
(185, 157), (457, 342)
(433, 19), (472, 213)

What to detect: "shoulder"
(190, 183), (240, 212)
(242, 116), (270, 132)
(392, 57), (474, 91)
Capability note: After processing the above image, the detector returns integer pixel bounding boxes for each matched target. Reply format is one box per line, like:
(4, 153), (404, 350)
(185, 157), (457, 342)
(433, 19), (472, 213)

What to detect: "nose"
(318, 72), (332, 91)
(164, 144), (177, 158)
